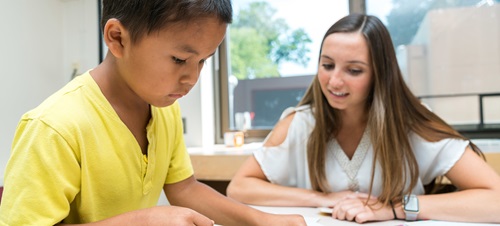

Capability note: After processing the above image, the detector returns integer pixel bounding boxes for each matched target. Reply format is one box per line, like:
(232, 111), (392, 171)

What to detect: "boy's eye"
(172, 56), (186, 64)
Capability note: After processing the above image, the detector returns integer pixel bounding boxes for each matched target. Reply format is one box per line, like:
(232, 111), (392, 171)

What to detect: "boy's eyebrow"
(178, 45), (199, 55)
(207, 51), (216, 58)
(178, 45), (216, 58)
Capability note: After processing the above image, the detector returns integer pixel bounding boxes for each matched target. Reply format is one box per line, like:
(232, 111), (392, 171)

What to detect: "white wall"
(0, 0), (210, 187)
(0, 0), (99, 186)
(402, 4), (500, 125)
(178, 58), (215, 148)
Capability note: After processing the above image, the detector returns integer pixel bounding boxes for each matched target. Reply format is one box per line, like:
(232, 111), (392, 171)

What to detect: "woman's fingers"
(331, 194), (381, 223)
(332, 198), (363, 221)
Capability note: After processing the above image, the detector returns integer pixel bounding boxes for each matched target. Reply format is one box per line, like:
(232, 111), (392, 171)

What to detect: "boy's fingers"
(191, 212), (214, 226)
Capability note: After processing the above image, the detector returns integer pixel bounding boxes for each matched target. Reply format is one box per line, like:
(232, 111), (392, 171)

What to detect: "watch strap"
(403, 194), (419, 221)
(405, 211), (418, 221)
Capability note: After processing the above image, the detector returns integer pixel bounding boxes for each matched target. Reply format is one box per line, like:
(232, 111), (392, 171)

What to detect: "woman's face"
(317, 32), (373, 114)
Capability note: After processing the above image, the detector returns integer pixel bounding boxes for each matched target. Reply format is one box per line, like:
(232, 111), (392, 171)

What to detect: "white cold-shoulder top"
(254, 105), (469, 195)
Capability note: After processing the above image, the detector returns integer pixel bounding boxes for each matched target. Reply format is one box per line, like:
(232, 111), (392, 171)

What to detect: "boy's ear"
(103, 19), (129, 58)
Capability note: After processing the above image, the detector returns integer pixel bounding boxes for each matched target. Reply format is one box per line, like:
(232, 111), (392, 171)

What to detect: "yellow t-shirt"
(0, 71), (193, 225)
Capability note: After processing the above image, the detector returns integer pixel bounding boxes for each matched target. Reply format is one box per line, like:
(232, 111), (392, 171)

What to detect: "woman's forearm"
(399, 189), (500, 223)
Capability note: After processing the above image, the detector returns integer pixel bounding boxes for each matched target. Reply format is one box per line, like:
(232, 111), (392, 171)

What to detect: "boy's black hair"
(101, 0), (232, 43)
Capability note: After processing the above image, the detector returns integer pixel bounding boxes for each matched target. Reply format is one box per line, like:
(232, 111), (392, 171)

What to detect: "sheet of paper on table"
(402, 220), (499, 226)
(304, 217), (322, 226)
(214, 217), (321, 226)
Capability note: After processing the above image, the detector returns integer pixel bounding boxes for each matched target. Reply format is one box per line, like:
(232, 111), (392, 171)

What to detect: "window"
(366, 0), (500, 136)
(217, 0), (500, 143)
(217, 0), (349, 141)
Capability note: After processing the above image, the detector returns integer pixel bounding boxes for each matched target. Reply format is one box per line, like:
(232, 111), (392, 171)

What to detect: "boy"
(0, 0), (305, 225)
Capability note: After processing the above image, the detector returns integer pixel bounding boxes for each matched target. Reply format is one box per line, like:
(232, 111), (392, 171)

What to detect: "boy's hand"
(145, 206), (215, 226)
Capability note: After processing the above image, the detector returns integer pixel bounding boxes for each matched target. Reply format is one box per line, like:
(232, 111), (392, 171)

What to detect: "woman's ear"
(102, 18), (129, 58)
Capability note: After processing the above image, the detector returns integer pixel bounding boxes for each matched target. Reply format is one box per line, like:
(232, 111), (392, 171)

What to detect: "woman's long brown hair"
(298, 14), (483, 205)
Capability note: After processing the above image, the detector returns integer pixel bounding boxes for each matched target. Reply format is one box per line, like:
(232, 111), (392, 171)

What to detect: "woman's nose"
(329, 70), (344, 88)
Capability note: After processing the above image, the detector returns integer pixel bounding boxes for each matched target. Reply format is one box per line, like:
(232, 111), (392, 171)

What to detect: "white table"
(250, 206), (499, 226)
(251, 206), (404, 226)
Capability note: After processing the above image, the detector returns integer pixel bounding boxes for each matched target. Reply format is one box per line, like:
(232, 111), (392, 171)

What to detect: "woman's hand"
(316, 190), (360, 207)
(330, 192), (394, 223)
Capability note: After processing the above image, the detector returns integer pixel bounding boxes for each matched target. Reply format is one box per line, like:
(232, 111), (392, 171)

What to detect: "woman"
(227, 14), (500, 223)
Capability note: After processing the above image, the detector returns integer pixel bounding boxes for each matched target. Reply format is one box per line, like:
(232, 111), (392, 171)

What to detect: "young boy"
(0, 1), (306, 225)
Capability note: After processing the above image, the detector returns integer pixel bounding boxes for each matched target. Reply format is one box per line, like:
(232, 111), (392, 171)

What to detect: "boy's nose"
(180, 66), (201, 86)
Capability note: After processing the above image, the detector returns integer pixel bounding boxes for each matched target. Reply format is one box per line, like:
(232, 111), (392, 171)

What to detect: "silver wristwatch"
(403, 194), (419, 221)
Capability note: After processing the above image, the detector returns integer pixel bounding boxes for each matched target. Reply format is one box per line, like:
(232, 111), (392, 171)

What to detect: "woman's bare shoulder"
(264, 112), (296, 147)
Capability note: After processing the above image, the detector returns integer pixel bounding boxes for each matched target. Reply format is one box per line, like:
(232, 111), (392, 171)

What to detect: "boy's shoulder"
(22, 72), (96, 125)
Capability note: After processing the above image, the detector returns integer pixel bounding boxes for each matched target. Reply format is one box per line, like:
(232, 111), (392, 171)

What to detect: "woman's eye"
(172, 57), (186, 64)
(348, 69), (362, 75)
(322, 64), (334, 70)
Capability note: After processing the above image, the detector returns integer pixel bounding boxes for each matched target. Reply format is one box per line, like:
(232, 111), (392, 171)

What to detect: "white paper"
(215, 217), (321, 226)
(403, 220), (499, 226)
(304, 217), (322, 226)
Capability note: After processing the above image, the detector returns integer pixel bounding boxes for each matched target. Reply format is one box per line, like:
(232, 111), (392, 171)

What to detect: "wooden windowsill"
(187, 143), (260, 181)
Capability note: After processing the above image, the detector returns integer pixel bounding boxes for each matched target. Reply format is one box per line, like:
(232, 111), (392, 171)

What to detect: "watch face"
(404, 195), (419, 212)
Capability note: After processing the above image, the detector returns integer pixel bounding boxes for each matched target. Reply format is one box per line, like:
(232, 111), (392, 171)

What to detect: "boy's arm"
(164, 176), (307, 226)
(57, 205), (214, 226)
